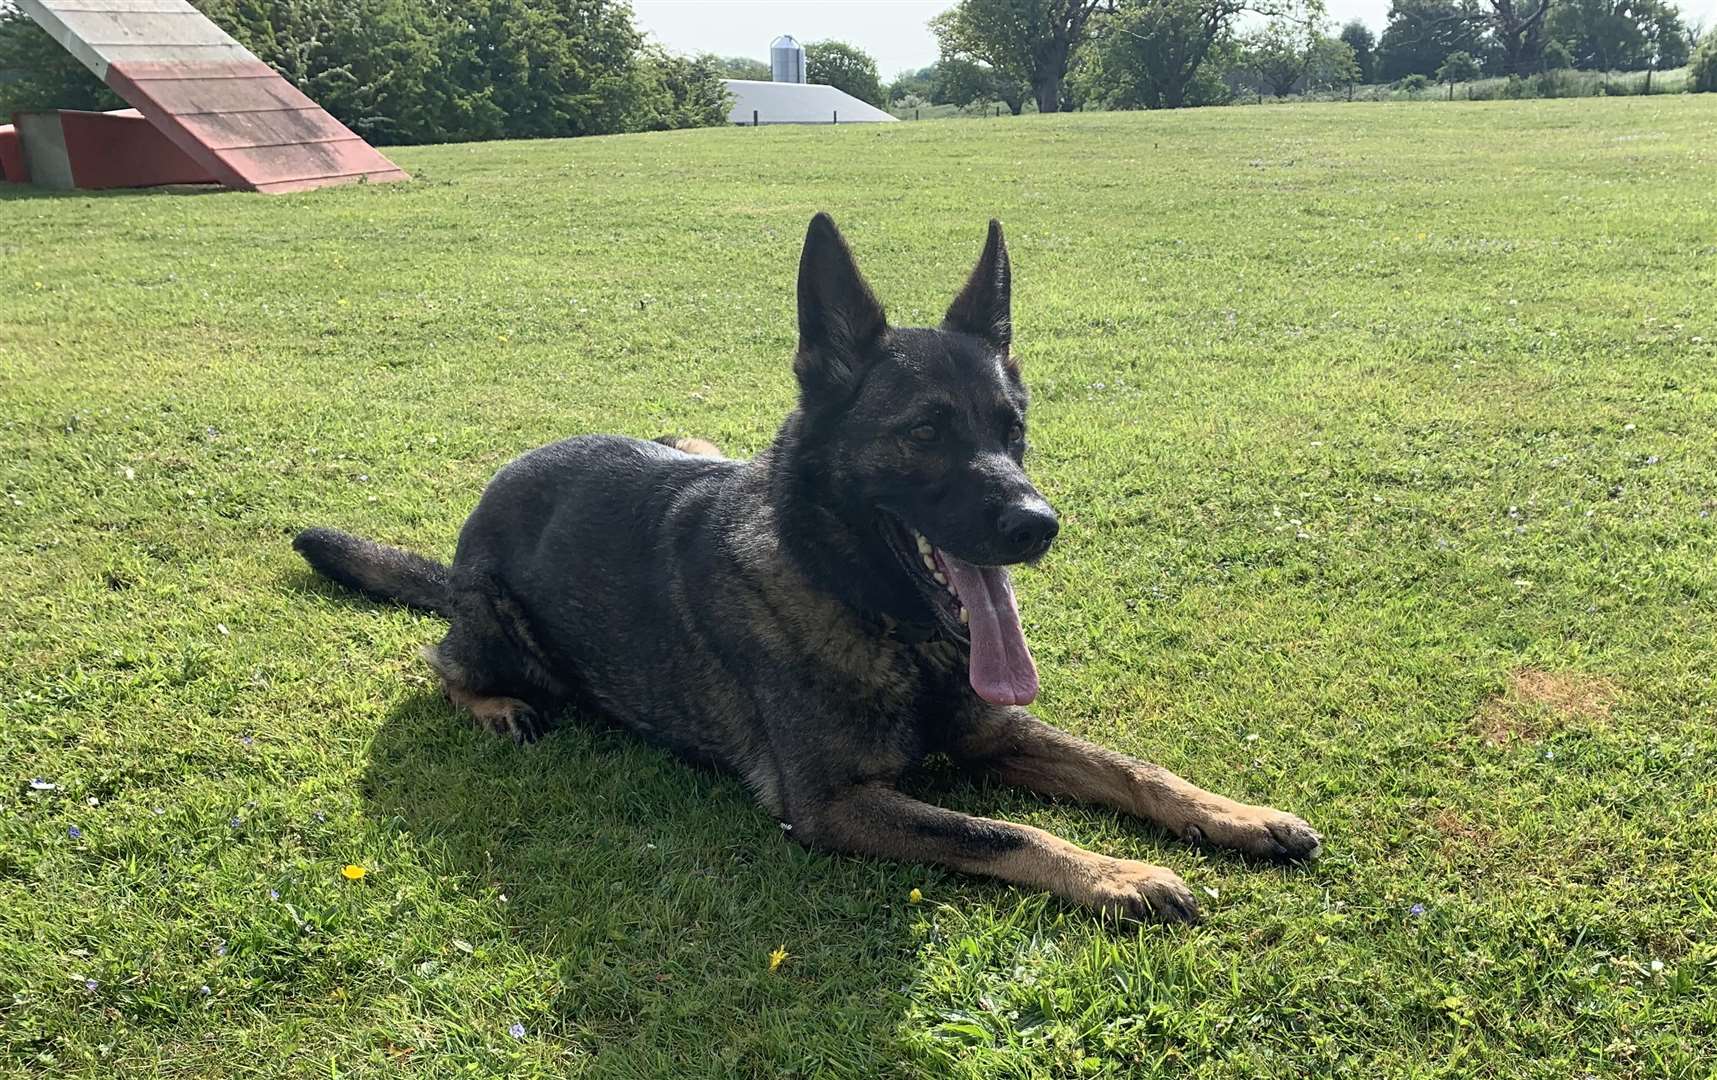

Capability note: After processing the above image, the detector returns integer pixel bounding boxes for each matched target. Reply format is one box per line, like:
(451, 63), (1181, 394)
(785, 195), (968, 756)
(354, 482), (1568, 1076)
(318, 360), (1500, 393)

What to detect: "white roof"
(723, 80), (897, 125)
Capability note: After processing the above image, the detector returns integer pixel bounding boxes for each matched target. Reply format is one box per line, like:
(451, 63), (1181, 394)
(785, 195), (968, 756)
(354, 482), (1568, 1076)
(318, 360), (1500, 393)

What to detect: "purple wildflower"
(1409, 903), (1426, 917)
(199, 984), (211, 996)
(67, 825), (82, 839)
(84, 979), (99, 992)
(269, 888), (280, 901)
(508, 1023), (527, 1040)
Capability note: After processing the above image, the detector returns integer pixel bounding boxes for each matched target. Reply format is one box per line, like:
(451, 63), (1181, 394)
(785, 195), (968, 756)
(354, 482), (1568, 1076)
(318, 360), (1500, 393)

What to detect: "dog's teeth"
(915, 535), (932, 555)
(959, 606), (969, 624)
(921, 554), (936, 572)
(933, 572), (947, 585)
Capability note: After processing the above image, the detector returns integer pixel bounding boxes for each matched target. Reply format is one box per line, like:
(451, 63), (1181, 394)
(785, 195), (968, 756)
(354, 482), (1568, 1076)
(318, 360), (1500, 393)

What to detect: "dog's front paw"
(1182, 805), (1322, 861)
(1083, 859), (1201, 924)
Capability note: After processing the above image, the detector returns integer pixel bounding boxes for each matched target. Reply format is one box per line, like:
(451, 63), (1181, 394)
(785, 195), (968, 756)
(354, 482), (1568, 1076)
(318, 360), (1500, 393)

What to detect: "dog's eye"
(910, 424), (939, 443)
(1007, 423), (1025, 444)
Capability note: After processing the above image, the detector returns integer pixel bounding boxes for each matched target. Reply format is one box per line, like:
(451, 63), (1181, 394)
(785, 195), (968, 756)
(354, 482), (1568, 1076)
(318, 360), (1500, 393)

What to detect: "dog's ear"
(795, 213), (887, 397)
(942, 219), (1011, 359)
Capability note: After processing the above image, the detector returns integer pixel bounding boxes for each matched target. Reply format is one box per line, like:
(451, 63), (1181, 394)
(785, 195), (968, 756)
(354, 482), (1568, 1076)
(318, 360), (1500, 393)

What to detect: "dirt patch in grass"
(1431, 807), (1490, 851)
(1475, 668), (1619, 744)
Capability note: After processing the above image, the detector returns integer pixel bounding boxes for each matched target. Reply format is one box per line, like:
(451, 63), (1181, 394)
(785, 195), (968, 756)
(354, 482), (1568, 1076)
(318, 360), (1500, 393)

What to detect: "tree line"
(0, 0), (730, 145)
(896, 0), (1711, 114)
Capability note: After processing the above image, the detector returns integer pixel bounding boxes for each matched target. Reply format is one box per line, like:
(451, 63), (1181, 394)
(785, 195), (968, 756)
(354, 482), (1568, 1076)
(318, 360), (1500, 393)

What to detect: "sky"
(632, 0), (1717, 78)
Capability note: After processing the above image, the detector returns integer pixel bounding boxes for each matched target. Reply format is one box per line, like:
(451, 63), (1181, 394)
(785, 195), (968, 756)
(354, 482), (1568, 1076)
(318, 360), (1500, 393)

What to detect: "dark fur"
(294, 215), (1321, 921)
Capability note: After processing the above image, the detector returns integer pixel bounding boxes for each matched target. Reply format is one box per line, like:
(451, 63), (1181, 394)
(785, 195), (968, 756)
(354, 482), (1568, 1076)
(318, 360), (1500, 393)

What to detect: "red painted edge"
(0, 124), (26, 184)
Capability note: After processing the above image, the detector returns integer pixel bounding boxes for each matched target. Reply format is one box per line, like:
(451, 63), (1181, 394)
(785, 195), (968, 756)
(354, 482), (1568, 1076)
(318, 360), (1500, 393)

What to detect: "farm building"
(722, 35), (896, 126)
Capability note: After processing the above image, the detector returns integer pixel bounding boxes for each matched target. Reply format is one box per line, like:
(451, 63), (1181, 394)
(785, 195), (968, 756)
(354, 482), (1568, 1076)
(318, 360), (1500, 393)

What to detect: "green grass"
(4, 96), (1717, 1077)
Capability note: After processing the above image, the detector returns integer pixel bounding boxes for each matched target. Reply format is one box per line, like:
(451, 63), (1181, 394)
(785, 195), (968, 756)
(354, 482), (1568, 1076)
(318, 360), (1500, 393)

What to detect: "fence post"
(833, 110), (838, 124)
(753, 109), (758, 126)
(1644, 67), (1652, 93)
(915, 107), (920, 120)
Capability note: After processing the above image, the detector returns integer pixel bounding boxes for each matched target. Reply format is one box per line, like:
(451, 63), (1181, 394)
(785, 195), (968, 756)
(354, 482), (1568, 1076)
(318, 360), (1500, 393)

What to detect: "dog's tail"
(293, 527), (452, 616)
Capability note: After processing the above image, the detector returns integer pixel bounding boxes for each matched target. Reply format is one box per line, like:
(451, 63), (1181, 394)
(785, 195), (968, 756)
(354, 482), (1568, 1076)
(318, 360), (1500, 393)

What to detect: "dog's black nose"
(999, 502), (1059, 555)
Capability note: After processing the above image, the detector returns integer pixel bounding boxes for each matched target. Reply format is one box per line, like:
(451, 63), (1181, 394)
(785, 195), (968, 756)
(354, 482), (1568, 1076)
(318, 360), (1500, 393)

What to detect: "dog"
(294, 214), (1320, 922)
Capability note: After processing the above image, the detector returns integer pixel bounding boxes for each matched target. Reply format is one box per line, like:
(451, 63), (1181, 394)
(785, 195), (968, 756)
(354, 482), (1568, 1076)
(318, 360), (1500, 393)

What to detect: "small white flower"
(1650, 959), (1664, 973)
(217, 624), (230, 636)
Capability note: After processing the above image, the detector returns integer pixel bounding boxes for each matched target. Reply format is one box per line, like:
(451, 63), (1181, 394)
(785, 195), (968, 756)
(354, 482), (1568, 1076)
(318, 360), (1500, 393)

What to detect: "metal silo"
(770, 35), (805, 83)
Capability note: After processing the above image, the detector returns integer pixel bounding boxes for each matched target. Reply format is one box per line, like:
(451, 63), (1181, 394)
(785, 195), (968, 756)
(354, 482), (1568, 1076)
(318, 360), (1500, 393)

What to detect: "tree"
(630, 49), (732, 130)
(932, 57), (1028, 112)
(1338, 18), (1377, 80)
(1547, 0), (1689, 71)
(804, 39), (884, 105)
(1436, 48), (1482, 93)
(1542, 38), (1575, 66)
(1691, 31), (1717, 92)
(1308, 35), (1362, 88)
(1074, 0), (1316, 110)
(930, 0), (1110, 113)
(1240, 18), (1314, 95)
(1640, 1), (1690, 68)
(887, 64), (938, 102)
(715, 55), (771, 79)
(0, 6), (120, 114)
(1482, 0), (1554, 74)
(1376, 0), (1488, 80)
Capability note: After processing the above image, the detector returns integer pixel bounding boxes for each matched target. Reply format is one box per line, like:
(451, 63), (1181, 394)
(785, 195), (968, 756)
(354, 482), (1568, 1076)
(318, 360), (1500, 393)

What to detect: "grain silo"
(770, 35), (806, 84)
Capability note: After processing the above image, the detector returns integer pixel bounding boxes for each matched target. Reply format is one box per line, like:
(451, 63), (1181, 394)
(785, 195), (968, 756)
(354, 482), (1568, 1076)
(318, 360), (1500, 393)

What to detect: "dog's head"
(787, 213), (1055, 705)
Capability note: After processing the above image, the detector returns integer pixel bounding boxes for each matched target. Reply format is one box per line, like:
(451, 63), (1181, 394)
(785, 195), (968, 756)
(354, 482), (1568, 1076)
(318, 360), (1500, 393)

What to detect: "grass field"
(4, 97), (1717, 1077)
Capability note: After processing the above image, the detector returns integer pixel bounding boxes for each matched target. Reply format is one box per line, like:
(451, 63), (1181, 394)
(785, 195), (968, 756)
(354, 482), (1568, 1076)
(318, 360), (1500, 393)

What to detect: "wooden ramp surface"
(18, 0), (407, 193)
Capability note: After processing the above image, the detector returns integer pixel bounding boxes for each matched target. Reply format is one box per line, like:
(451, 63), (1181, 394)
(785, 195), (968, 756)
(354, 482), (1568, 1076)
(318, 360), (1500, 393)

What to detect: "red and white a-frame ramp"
(17, 0), (407, 193)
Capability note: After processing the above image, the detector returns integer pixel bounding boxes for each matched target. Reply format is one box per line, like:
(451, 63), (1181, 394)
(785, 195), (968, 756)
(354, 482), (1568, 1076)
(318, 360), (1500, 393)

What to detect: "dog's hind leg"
(422, 584), (563, 745)
(652, 435), (725, 458)
(951, 707), (1322, 861)
(422, 639), (552, 745)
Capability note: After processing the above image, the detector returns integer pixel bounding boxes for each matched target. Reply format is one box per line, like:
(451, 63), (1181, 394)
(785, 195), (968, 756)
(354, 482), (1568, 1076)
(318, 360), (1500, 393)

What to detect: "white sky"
(633, 0), (1717, 77)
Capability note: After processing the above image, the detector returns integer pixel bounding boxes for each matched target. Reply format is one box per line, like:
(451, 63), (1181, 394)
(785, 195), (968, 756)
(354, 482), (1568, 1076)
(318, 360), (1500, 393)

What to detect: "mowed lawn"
(4, 97), (1716, 1078)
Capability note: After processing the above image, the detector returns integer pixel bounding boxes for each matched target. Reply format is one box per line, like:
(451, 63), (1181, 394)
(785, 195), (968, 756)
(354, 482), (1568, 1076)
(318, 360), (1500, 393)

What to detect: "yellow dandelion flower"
(908, 888), (923, 904)
(341, 864), (367, 881)
(767, 946), (788, 972)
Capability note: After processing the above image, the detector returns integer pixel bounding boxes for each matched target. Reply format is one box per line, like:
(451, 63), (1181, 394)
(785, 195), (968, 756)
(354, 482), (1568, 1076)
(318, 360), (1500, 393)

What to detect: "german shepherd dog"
(294, 214), (1321, 922)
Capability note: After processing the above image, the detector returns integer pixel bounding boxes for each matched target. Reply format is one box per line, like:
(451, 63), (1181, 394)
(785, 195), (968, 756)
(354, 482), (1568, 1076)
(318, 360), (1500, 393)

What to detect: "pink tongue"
(940, 554), (1039, 706)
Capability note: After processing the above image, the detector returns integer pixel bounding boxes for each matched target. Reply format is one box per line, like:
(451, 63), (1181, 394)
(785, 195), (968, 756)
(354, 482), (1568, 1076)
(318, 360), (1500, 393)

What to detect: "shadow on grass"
(360, 689), (927, 1074)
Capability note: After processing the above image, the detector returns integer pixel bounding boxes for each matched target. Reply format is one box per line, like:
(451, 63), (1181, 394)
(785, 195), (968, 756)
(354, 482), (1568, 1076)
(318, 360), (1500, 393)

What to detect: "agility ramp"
(17, 0), (407, 193)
